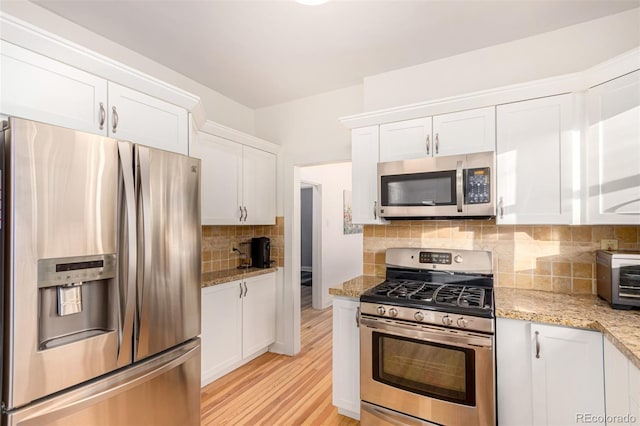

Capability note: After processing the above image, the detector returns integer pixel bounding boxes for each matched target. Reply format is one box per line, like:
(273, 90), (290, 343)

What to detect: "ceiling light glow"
(295, 0), (329, 5)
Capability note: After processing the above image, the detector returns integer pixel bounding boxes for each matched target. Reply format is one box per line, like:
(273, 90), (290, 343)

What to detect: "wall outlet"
(601, 239), (618, 250)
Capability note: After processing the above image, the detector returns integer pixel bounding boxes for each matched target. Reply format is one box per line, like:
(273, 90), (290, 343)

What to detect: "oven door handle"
(360, 316), (493, 349)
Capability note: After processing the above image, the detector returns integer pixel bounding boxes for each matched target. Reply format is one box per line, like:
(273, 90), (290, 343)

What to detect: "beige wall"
(202, 217), (284, 273)
(364, 220), (640, 294)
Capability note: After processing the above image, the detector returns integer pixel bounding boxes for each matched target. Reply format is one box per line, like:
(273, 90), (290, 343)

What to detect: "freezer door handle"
(117, 141), (137, 367)
(136, 146), (153, 357)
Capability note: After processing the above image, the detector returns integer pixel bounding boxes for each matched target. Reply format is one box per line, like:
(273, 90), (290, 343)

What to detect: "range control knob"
(454, 255), (463, 263)
(414, 311), (425, 322)
(388, 308), (398, 318)
(442, 315), (453, 326)
(377, 306), (386, 316)
(457, 317), (469, 328)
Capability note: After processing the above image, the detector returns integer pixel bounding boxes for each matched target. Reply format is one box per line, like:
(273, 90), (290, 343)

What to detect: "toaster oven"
(596, 250), (640, 309)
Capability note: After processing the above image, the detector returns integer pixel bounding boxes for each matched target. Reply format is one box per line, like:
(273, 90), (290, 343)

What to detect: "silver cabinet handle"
(535, 330), (540, 359)
(112, 106), (119, 133)
(243, 282), (248, 297)
(373, 201), (377, 220)
(239, 282), (243, 298)
(499, 196), (504, 219)
(426, 134), (430, 155)
(239, 206), (244, 222)
(99, 102), (106, 130)
(356, 307), (360, 328)
(243, 206), (248, 222)
(435, 133), (439, 154)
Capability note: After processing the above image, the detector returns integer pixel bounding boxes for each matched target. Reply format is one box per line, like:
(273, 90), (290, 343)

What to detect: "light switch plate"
(601, 239), (618, 250)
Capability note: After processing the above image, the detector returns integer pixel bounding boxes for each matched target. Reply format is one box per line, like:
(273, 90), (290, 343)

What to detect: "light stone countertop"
(329, 275), (640, 369)
(202, 267), (278, 288)
(495, 287), (640, 370)
(328, 275), (385, 298)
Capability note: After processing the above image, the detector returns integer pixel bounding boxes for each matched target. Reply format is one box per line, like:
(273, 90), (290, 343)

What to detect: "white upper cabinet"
(242, 146), (277, 225)
(107, 82), (188, 155)
(379, 117), (431, 162)
(378, 107), (495, 162)
(0, 41), (189, 155)
(190, 131), (276, 225)
(586, 70), (640, 224)
(496, 94), (576, 224)
(191, 132), (243, 224)
(0, 41), (107, 135)
(351, 126), (384, 224)
(432, 106), (496, 156)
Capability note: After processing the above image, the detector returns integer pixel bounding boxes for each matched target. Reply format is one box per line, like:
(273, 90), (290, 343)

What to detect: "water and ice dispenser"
(37, 254), (117, 350)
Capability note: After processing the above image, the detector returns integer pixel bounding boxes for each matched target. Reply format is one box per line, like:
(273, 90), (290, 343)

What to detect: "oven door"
(360, 316), (495, 426)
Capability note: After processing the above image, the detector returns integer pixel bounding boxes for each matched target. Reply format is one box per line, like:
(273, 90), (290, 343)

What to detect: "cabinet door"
(201, 282), (243, 386)
(604, 338), (631, 421)
(379, 117), (432, 161)
(332, 297), (360, 419)
(0, 41), (107, 135)
(351, 126), (383, 224)
(586, 70), (640, 224)
(432, 107), (495, 156)
(496, 94), (575, 224)
(242, 146), (276, 225)
(241, 273), (276, 358)
(531, 323), (605, 426)
(496, 318), (533, 426)
(191, 133), (243, 225)
(108, 82), (188, 154)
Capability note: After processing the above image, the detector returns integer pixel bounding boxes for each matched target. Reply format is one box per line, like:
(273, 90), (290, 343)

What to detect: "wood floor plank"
(200, 285), (359, 425)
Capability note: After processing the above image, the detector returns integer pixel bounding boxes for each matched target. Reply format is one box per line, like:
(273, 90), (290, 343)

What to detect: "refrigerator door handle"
(135, 146), (153, 357)
(117, 141), (137, 367)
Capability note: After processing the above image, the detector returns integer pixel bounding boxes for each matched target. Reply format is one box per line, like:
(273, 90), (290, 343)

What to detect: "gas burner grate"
(433, 285), (486, 309)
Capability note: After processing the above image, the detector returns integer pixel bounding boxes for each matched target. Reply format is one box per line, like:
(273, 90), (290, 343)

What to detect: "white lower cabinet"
(496, 318), (605, 426)
(332, 297), (360, 420)
(201, 272), (276, 387)
(604, 338), (640, 425)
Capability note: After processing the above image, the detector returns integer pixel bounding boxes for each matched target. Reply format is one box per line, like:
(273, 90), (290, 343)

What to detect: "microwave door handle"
(456, 160), (463, 213)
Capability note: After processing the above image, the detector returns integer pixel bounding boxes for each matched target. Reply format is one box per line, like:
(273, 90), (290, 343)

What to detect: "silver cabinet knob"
(388, 308), (398, 318)
(377, 306), (386, 316)
(414, 311), (424, 322)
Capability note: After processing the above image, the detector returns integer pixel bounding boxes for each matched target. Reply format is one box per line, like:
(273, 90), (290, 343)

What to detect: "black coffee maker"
(251, 237), (271, 268)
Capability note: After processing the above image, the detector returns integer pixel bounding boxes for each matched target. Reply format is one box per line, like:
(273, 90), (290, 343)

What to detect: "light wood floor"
(200, 285), (359, 425)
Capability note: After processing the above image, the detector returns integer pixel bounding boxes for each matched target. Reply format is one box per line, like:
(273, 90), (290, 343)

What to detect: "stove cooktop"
(361, 278), (494, 318)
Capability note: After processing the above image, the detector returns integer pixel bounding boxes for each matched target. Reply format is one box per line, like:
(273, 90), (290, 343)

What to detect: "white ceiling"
(31, 0), (640, 109)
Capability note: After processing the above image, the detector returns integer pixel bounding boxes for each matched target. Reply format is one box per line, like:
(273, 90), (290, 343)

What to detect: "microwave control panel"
(464, 168), (490, 204)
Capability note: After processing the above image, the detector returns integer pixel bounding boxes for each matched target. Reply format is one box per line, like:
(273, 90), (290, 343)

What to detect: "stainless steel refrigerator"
(0, 117), (201, 425)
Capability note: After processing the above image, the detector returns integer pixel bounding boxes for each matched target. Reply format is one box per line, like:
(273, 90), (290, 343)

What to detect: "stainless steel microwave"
(377, 151), (495, 219)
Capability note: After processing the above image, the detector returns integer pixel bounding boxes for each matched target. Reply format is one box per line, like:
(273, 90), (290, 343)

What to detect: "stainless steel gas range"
(359, 248), (496, 426)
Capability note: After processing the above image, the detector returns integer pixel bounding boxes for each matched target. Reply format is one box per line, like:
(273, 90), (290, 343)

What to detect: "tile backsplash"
(363, 220), (640, 294)
(201, 217), (284, 273)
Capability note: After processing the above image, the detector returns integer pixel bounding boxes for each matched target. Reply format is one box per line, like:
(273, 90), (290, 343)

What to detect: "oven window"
(372, 332), (476, 406)
(381, 171), (456, 206)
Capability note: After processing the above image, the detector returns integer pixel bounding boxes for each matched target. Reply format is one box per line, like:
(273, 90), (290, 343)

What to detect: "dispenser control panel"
(38, 254), (116, 288)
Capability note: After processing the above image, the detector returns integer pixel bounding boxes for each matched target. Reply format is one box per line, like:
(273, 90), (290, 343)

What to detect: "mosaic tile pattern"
(201, 217), (284, 273)
(363, 220), (640, 294)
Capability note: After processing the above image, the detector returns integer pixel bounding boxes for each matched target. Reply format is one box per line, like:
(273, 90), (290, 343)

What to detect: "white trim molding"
(200, 120), (280, 154)
(340, 47), (640, 129)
